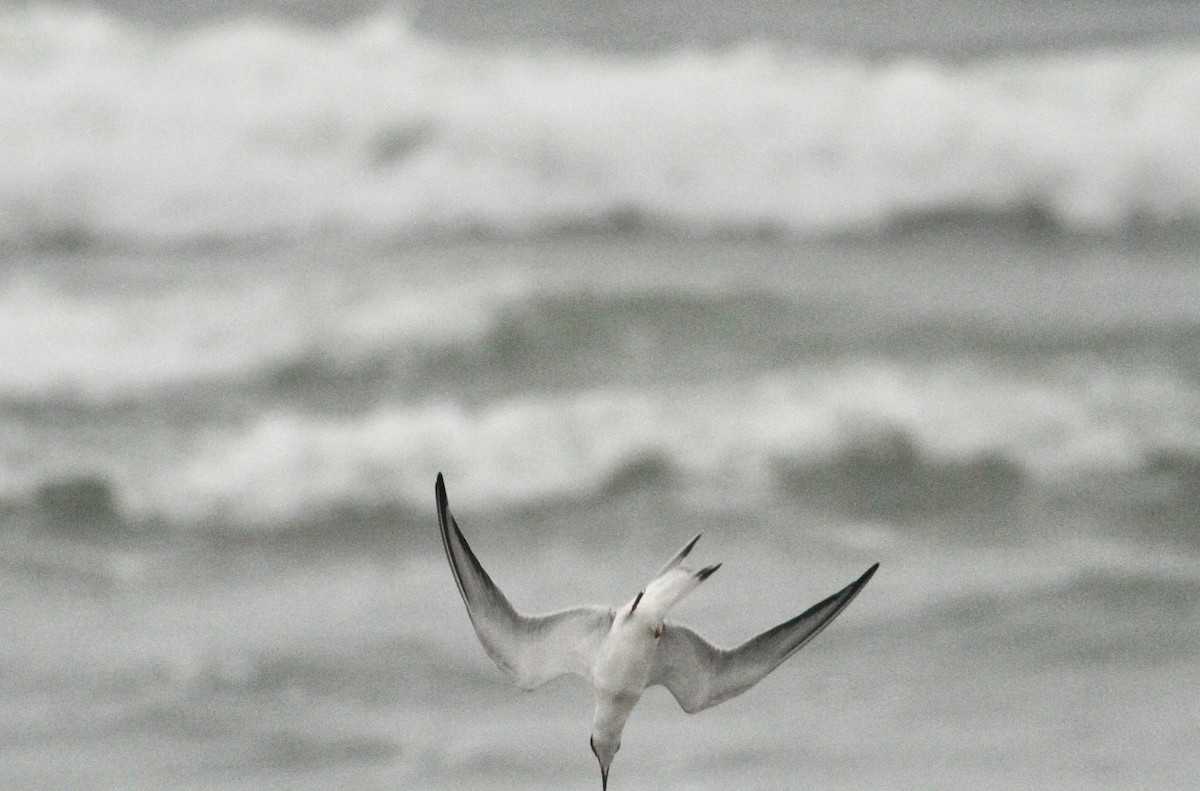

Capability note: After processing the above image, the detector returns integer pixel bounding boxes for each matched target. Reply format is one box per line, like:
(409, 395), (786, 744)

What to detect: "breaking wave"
(3, 363), (1189, 530)
(4, 279), (1199, 403)
(3, 8), (1200, 249)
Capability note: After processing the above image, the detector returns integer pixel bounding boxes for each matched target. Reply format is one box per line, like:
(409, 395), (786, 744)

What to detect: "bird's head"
(589, 733), (619, 790)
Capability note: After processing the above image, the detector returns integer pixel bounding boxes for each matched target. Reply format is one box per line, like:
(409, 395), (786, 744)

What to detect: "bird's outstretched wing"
(437, 473), (614, 689)
(648, 562), (878, 713)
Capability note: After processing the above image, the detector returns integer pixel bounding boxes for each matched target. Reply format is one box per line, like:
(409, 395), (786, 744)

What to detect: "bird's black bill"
(600, 765), (609, 791)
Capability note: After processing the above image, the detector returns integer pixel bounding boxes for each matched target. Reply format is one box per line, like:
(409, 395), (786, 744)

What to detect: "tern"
(436, 473), (877, 789)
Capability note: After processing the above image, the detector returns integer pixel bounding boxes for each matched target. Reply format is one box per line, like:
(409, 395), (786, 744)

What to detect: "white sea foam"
(0, 277), (300, 396)
(131, 362), (1200, 524)
(0, 267), (517, 398)
(2, 8), (1199, 248)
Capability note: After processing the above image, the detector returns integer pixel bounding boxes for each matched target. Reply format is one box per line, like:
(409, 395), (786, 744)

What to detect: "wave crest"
(116, 364), (1199, 526)
(3, 8), (1200, 249)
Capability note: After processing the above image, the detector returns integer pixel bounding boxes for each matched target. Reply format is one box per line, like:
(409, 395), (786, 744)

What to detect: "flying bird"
(435, 473), (877, 789)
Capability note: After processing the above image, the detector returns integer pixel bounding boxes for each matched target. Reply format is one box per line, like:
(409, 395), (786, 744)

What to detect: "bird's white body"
(435, 473), (877, 790)
(590, 563), (711, 756)
(592, 608), (655, 701)
(589, 613), (650, 755)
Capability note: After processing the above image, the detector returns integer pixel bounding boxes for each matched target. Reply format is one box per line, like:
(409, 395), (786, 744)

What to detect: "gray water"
(2, 3), (1200, 789)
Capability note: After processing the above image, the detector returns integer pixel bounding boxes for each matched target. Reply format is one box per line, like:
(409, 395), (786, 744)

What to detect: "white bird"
(435, 473), (878, 789)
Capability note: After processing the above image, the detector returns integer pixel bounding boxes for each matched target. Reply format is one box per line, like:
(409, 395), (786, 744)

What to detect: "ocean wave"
(5, 273), (1199, 403)
(0, 269), (514, 399)
(2, 8), (1199, 249)
(775, 430), (1026, 517)
(9, 367), (1198, 548)
(97, 363), (1195, 526)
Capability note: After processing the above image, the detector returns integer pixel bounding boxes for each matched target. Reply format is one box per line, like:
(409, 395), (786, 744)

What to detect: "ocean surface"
(2, 2), (1199, 789)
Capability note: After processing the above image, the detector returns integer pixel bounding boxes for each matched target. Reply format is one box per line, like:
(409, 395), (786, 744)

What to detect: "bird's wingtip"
(435, 473), (453, 531)
(848, 562), (880, 595)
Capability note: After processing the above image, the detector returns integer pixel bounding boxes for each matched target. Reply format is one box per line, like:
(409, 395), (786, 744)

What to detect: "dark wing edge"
(435, 473), (614, 688)
(651, 562), (879, 713)
(436, 472), (515, 614)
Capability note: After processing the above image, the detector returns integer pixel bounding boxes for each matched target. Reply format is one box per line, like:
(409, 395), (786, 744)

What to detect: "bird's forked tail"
(629, 533), (720, 624)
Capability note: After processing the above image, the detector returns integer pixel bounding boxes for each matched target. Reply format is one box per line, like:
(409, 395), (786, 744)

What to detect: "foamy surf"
(3, 8), (1200, 250)
(4, 359), (1195, 532)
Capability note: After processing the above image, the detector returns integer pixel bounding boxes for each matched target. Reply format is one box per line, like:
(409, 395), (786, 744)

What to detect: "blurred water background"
(2, 1), (1199, 788)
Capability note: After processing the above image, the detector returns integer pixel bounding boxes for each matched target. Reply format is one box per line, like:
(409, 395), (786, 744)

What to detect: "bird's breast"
(591, 615), (659, 696)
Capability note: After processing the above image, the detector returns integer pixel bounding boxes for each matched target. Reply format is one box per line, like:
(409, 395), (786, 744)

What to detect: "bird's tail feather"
(653, 533), (703, 579)
(635, 538), (721, 622)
